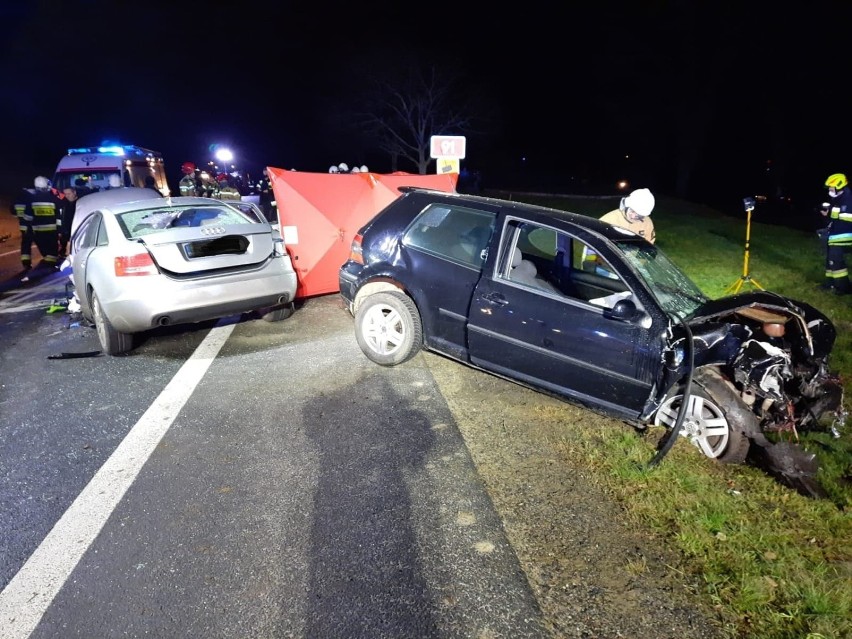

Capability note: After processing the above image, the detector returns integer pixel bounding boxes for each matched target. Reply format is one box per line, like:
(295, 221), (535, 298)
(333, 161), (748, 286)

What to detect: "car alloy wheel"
(652, 375), (749, 464)
(654, 390), (731, 458)
(354, 291), (423, 366)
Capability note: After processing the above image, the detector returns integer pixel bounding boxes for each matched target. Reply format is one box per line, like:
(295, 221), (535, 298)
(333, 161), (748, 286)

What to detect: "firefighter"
(820, 173), (852, 294)
(582, 188), (656, 271)
(13, 184), (35, 272)
(179, 161), (199, 197)
(216, 178), (241, 201)
(26, 176), (62, 271)
(257, 168), (277, 223)
(600, 188), (656, 243)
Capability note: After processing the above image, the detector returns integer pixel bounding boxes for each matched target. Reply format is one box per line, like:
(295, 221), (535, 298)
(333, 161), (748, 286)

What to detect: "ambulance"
(51, 144), (170, 195)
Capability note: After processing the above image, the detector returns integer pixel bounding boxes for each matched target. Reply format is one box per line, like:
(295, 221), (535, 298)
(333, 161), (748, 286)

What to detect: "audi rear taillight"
(114, 253), (158, 276)
(349, 233), (364, 264)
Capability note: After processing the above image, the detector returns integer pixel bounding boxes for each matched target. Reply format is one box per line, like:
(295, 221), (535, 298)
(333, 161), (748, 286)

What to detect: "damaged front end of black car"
(651, 291), (847, 498)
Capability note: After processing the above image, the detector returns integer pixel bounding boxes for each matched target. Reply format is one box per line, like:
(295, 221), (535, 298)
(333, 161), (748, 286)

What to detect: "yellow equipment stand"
(724, 204), (765, 295)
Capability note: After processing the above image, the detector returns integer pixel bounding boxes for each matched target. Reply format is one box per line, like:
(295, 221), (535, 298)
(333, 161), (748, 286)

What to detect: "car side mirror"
(603, 298), (638, 321)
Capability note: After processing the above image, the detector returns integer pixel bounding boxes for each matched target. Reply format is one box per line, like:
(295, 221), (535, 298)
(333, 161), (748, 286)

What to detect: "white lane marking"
(0, 322), (236, 639)
(0, 248), (20, 258)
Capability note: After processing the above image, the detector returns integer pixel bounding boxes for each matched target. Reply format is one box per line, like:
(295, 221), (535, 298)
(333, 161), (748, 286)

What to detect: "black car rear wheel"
(91, 291), (133, 355)
(355, 291), (423, 366)
(652, 372), (751, 463)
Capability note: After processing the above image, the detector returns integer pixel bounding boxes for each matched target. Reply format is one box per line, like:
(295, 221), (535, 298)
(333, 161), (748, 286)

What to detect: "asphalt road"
(0, 267), (547, 638)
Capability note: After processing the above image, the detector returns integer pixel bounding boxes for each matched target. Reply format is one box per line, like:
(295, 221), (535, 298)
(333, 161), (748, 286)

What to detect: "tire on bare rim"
(652, 369), (752, 463)
(354, 291), (422, 366)
(260, 301), (295, 322)
(91, 290), (133, 355)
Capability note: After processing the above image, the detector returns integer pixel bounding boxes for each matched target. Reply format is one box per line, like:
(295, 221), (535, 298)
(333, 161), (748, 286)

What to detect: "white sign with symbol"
(430, 135), (466, 159)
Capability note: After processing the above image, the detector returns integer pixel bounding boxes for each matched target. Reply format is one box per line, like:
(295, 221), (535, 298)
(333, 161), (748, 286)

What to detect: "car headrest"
(512, 247), (522, 268)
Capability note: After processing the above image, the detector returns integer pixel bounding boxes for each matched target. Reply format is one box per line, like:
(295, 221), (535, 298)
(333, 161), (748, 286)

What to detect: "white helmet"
(360, 165), (368, 173)
(108, 174), (122, 188)
(623, 188), (655, 217)
(34, 176), (49, 189)
(351, 166), (360, 173)
(338, 163), (349, 172)
(329, 165), (339, 173)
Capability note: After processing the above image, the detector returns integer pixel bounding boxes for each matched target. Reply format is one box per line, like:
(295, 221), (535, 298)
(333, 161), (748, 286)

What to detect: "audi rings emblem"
(201, 226), (227, 236)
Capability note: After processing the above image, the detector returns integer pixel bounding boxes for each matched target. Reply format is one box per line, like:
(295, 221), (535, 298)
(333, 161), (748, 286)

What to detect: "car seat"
(511, 248), (538, 283)
(511, 248), (562, 294)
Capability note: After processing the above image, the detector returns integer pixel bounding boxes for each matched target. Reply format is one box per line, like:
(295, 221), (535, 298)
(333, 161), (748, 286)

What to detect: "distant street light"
(214, 147), (234, 174)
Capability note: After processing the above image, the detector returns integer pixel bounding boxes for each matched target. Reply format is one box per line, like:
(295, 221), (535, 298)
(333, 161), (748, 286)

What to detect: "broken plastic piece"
(47, 351), (102, 360)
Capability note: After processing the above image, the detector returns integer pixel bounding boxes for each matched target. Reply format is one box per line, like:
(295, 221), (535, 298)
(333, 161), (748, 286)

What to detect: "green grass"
(497, 191), (852, 639)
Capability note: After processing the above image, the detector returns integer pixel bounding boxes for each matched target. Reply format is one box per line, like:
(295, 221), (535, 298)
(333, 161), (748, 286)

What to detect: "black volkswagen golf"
(339, 188), (846, 495)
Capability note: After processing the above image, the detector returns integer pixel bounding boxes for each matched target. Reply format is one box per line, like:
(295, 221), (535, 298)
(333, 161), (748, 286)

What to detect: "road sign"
(436, 158), (460, 174)
(430, 135), (466, 159)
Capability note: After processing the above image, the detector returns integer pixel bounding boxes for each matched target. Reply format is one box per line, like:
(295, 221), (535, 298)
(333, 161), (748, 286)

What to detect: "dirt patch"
(424, 352), (729, 639)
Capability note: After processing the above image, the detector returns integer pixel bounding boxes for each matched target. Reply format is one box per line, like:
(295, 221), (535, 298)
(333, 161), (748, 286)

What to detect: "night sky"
(1, 1), (850, 217)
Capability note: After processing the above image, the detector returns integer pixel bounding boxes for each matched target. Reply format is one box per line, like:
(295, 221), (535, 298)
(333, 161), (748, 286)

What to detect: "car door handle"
(482, 292), (509, 306)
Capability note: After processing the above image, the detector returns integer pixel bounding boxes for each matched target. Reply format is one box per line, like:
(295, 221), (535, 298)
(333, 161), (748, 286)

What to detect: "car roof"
(398, 187), (644, 243)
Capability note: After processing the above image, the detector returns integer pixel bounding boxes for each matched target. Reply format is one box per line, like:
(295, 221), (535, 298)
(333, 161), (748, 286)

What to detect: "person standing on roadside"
(25, 176), (62, 272)
(257, 168), (277, 223)
(59, 185), (79, 258)
(12, 184), (36, 273)
(819, 173), (852, 294)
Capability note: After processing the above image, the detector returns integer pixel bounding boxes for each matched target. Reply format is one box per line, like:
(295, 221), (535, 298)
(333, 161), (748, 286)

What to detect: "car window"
(97, 216), (109, 246)
(117, 204), (260, 239)
(402, 203), (496, 269)
(75, 213), (102, 251)
(227, 201), (267, 224)
(499, 219), (634, 309)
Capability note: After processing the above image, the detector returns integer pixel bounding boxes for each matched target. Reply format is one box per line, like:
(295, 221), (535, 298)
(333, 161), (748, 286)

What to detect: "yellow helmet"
(825, 173), (848, 189)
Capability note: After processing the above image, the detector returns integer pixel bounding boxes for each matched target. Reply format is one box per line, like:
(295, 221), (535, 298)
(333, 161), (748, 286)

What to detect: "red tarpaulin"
(268, 168), (458, 298)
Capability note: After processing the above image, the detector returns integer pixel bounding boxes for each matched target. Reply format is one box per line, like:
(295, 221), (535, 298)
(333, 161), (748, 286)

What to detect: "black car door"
(467, 218), (658, 418)
(399, 202), (497, 360)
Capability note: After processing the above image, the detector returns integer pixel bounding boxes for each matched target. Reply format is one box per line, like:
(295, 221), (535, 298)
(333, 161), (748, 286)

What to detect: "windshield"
(615, 240), (709, 319)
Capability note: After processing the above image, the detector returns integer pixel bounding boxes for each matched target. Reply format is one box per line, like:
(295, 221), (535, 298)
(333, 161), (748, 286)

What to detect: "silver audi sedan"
(70, 197), (298, 355)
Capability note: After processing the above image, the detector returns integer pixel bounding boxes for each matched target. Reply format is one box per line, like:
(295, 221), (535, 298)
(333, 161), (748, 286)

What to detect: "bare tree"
(354, 66), (480, 175)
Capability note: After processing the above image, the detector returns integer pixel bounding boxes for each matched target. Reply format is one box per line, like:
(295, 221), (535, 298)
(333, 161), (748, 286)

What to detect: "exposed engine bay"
(656, 299), (846, 497)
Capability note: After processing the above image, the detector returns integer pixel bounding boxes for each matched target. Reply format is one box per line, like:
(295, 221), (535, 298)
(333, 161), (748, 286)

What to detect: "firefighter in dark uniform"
(26, 176), (62, 270)
(13, 185), (35, 272)
(821, 173), (852, 294)
(257, 168), (277, 223)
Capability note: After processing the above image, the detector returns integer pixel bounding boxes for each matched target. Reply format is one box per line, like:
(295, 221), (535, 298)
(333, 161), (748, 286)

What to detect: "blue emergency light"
(66, 145), (159, 158)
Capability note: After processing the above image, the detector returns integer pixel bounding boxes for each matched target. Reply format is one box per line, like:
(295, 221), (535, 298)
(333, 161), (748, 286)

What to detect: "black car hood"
(687, 291), (802, 321)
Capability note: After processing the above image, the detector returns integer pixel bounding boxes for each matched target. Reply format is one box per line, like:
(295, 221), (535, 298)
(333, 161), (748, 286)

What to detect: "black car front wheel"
(652, 373), (751, 463)
(355, 291), (423, 366)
